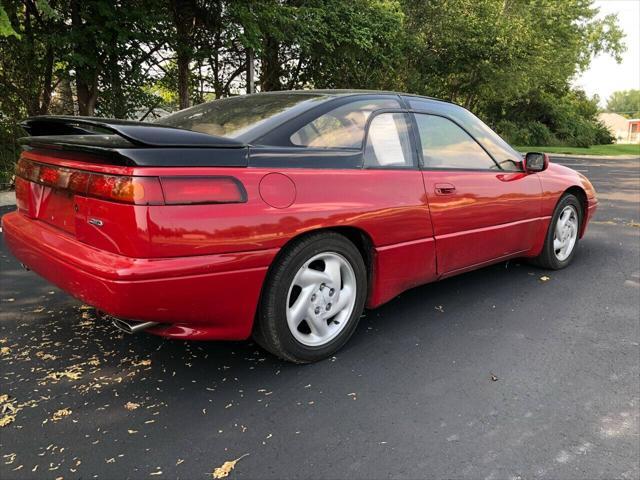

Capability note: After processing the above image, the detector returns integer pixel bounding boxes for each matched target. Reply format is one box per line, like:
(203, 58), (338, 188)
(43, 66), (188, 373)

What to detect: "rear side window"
(290, 98), (400, 149)
(414, 114), (498, 170)
(364, 113), (415, 168)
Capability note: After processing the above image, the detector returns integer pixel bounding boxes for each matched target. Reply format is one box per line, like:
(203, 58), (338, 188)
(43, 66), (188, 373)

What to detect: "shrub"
(593, 121), (615, 145)
(526, 121), (555, 146)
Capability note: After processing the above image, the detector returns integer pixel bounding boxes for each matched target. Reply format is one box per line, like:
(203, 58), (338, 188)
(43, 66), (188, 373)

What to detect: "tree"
(65, 0), (169, 117)
(0, 4), (20, 38)
(242, 0), (405, 92)
(606, 90), (640, 118)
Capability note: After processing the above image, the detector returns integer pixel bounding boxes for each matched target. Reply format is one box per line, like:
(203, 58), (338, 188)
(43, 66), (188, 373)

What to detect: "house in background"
(629, 119), (640, 144)
(598, 112), (640, 144)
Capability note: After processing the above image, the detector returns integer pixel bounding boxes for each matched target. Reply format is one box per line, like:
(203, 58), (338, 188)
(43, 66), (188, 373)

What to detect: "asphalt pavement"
(1, 155), (639, 479)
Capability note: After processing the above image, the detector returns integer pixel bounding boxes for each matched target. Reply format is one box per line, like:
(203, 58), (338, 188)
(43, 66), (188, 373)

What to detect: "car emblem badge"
(88, 218), (104, 227)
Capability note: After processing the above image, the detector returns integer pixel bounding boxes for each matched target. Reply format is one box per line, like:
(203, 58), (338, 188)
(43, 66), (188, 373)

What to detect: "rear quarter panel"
(140, 164), (437, 308)
(141, 166), (433, 256)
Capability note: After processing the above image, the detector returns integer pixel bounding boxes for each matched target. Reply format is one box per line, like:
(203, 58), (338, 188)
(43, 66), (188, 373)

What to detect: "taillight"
(87, 175), (163, 205)
(16, 158), (163, 205)
(15, 158), (246, 206)
(160, 177), (246, 204)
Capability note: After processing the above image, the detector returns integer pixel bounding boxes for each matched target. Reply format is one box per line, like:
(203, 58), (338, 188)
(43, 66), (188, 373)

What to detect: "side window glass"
(290, 98), (400, 149)
(414, 114), (498, 170)
(364, 113), (414, 168)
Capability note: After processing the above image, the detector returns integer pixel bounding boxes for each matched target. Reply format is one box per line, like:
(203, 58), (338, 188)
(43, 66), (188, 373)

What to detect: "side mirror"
(524, 152), (549, 173)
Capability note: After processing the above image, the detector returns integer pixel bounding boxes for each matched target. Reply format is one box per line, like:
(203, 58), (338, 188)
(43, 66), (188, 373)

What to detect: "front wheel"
(254, 232), (367, 363)
(534, 193), (582, 269)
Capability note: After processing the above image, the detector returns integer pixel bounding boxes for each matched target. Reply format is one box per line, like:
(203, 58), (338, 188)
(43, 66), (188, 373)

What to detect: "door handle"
(435, 183), (456, 195)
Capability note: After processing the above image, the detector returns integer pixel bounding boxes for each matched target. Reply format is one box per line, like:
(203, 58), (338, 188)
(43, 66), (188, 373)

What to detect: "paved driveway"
(1, 155), (638, 479)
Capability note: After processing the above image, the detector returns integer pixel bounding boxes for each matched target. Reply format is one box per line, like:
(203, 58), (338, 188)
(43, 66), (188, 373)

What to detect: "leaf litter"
(211, 454), (249, 479)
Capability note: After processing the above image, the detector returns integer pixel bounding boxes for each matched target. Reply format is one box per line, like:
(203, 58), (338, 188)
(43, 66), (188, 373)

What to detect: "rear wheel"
(534, 193), (582, 269)
(254, 232), (367, 363)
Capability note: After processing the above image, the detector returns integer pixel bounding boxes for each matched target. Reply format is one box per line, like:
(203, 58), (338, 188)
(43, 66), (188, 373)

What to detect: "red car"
(3, 91), (597, 363)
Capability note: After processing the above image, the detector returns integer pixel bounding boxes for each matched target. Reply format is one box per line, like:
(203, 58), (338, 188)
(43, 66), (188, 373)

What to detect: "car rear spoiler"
(20, 116), (246, 148)
(17, 116), (248, 167)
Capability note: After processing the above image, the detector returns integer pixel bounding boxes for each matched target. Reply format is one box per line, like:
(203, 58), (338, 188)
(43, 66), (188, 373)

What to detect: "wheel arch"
(562, 185), (588, 237)
(258, 226), (376, 308)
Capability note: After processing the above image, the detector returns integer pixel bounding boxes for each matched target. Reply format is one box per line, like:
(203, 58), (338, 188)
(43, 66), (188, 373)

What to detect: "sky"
(573, 0), (640, 108)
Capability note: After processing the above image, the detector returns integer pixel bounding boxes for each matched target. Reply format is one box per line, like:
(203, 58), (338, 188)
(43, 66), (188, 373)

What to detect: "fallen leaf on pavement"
(45, 367), (83, 382)
(0, 415), (15, 427)
(125, 402), (140, 411)
(132, 359), (151, 367)
(52, 408), (72, 421)
(211, 454), (249, 479)
(539, 276), (550, 282)
(36, 351), (57, 361)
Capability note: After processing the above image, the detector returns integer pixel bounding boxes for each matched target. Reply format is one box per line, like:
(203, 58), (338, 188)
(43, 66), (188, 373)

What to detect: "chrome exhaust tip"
(111, 318), (160, 334)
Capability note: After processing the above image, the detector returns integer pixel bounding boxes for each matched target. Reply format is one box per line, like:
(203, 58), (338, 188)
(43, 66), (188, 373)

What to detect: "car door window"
(414, 114), (499, 170)
(363, 113), (415, 168)
(290, 98), (400, 149)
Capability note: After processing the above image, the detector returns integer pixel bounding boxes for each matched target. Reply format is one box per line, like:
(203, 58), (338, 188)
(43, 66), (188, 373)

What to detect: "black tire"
(533, 193), (583, 269)
(253, 232), (367, 363)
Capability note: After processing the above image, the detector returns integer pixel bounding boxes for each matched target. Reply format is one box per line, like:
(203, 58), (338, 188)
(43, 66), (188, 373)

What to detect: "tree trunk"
(246, 48), (255, 94)
(38, 45), (55, 115)
(171, 0), (197, 109)
(260, 35), (282, 91)
(71, 0), (98, 116)
(108, 31), (125, 118)
(176, 51), (190, 109)
(76, 81), (98, 116)
(51, 76), (75, 115)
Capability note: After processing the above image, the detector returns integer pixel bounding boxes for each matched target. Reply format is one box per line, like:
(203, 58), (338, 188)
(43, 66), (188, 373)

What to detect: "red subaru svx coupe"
(3, 91), (597, 362)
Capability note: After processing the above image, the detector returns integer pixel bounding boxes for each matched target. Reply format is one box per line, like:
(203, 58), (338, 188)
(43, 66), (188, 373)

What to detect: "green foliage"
(493, 89), (614, 147)
(606, 90), (640, 118)
(0, 4), (20, 38)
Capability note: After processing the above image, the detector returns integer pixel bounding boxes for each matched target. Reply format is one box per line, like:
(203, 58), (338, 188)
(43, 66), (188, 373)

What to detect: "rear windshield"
(156, 93), (328, 140)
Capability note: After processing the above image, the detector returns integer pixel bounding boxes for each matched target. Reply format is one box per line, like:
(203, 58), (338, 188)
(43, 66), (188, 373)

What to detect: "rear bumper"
(2, 211), (277, 340)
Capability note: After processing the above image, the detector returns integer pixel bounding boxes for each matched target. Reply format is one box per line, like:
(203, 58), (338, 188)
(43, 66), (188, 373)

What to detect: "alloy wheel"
(285, 252), (357, 347)
(553, 205), (578, 261)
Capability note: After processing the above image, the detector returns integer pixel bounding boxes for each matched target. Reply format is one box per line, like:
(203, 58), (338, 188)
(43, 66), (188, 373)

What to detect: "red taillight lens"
(160, 177), (246, 204)
(16, 158), (163, 205)
(87, 175), (163, 205)
(67, 170), (90, 193)
(38, 165), (59, 185)
(15, 159), (245, 206)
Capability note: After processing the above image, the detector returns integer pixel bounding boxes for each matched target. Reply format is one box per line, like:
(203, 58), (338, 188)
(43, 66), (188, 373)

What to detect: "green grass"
(515, 144), (640, 156)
